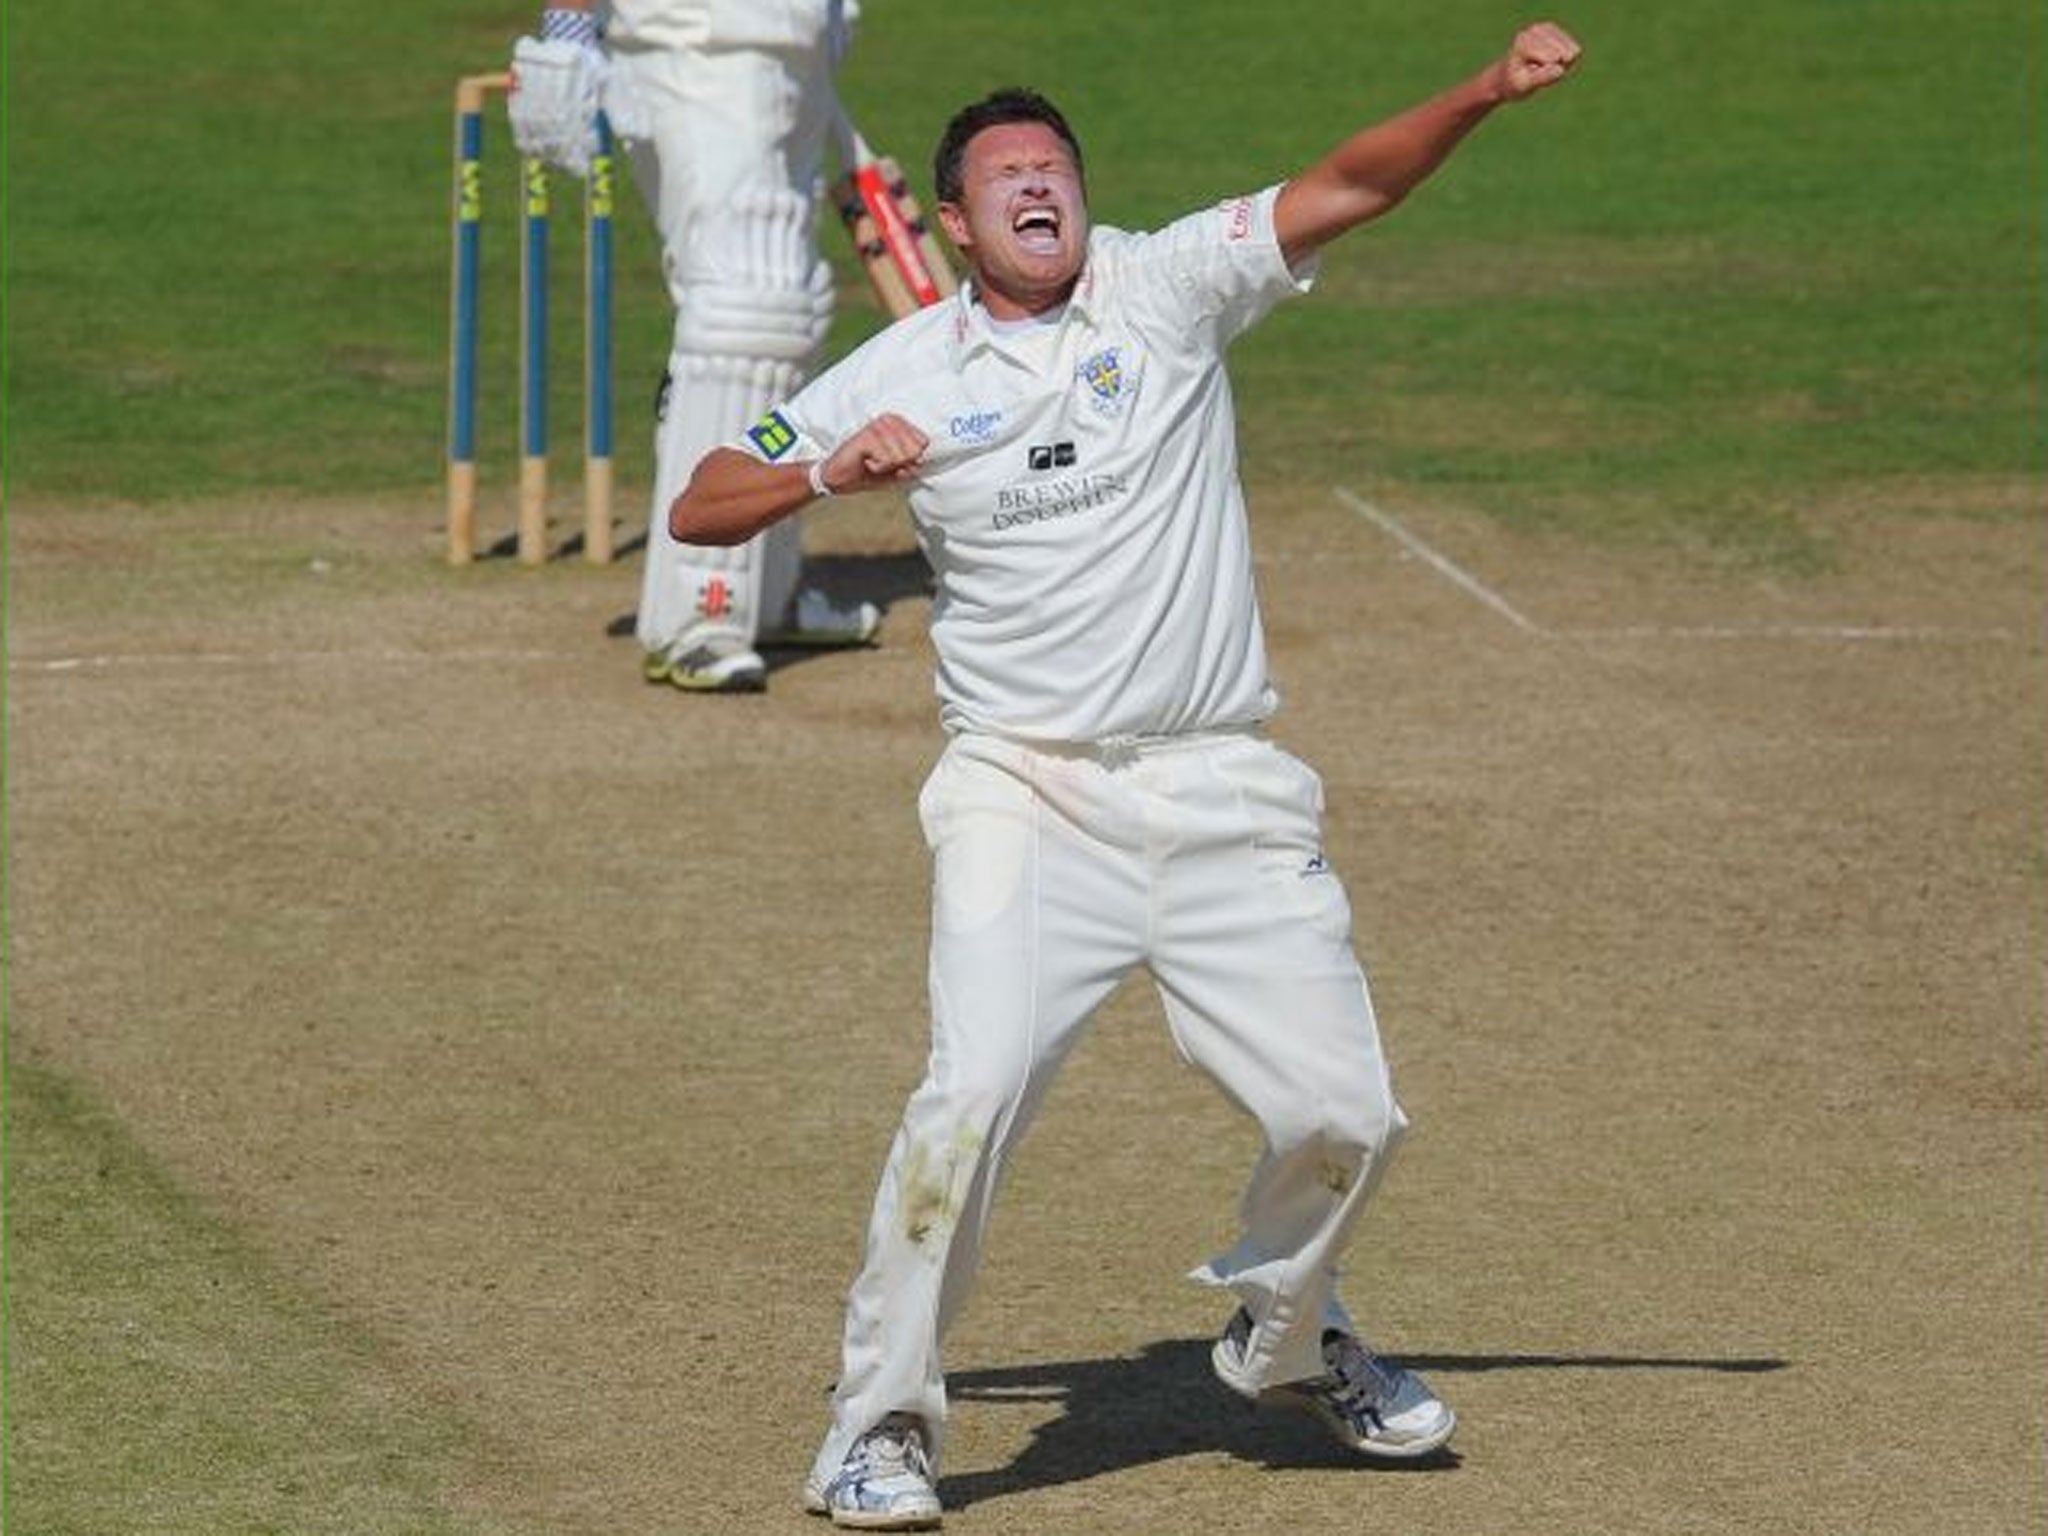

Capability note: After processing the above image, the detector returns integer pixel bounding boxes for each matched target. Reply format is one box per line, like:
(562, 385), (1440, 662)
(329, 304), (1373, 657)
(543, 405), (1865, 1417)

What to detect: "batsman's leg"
(615, 40), (840, 690)
(633, 183), (832, 688)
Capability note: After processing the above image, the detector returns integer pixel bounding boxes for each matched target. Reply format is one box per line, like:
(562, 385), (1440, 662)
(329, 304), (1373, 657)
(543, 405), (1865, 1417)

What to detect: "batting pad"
(635, 184), (834, 653)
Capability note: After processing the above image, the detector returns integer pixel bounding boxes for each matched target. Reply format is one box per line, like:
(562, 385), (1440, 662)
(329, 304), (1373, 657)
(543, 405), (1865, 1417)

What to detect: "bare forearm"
(1282, 70), (1503, 254)
(669, 449), (815, 546)
(1275, 23), (1581, 265)
(670, 411), (933, 544)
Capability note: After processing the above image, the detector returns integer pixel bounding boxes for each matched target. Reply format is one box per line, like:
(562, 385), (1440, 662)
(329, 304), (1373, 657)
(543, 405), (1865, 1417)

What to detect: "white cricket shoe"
(1211, 1307), (1456, 1460)
(759, 586), (881, 649)
(644, 631), (768, 693)
(802, 1413), (942, 1530)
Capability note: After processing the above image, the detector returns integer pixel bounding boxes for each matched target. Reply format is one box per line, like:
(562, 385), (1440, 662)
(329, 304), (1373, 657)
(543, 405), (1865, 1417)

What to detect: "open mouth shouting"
(1012, 202), (1063, 255)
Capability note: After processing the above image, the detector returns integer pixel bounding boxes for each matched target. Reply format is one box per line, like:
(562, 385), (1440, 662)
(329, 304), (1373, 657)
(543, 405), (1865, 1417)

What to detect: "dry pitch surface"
(9, 482), (2045, 1534)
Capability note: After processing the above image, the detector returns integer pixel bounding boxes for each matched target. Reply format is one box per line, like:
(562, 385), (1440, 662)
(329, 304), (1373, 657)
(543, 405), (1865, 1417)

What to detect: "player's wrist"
(807, 458), (837, 499)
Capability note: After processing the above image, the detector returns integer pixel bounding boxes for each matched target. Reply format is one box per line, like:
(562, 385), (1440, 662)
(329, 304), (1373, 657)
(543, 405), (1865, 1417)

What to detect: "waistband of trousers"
(969, 721), (1267, 766)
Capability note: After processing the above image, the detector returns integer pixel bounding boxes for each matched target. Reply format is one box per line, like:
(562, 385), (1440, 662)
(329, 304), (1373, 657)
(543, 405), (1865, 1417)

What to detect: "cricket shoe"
(644, 631), (768, 693)
(802, 1413), (942, 1530)
(1211, 1307), (1456, 1460)
(759, 586), (882, 649)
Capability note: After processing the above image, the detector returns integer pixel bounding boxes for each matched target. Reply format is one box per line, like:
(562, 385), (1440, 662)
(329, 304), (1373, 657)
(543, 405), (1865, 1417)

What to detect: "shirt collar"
(948, 252), (1103, 369)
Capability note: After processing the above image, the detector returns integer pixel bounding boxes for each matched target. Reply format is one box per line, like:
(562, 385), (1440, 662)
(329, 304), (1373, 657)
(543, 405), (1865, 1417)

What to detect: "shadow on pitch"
(601, 546), (933, 678)
(938, 1338), (1787, 1510)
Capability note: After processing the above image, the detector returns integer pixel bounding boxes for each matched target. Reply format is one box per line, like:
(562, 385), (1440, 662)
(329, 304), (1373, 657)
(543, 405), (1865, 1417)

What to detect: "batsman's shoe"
(759, 586), (882, 649)
(1211, 1308), (1456, 1461)
(647, 632), (768, 694)
(802, 1413), (942, 1530)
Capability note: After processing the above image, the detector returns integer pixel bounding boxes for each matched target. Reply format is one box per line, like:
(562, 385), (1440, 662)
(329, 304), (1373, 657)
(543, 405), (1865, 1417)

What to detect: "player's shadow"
(938, 1339), (1788, 1510)
(602, 548), (933, 677)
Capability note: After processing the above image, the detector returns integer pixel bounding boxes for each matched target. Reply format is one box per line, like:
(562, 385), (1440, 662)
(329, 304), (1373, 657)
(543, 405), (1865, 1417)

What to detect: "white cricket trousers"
(809, 727), (1409, 1485)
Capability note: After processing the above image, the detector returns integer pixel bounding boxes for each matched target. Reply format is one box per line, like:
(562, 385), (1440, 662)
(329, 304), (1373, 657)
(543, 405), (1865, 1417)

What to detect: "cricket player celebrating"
(508, 0), (880, 693)
(673, 22), (1580, 1528)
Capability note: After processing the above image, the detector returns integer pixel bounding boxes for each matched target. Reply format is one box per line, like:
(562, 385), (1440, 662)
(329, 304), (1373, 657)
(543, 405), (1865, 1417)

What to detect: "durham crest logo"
(1076, 346), (1136, 416)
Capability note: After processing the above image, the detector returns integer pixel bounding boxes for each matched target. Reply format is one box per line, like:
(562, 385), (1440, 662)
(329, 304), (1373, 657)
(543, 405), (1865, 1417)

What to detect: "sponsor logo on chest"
(988, 437), (1130, 530)
(948, 409), (1004, 445)
(992, 471), (1128, 531)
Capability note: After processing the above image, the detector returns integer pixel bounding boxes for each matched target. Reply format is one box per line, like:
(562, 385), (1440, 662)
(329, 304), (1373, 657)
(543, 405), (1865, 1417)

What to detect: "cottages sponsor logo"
(948, 409), (1003, 445)
(990, 472), (1128, 532)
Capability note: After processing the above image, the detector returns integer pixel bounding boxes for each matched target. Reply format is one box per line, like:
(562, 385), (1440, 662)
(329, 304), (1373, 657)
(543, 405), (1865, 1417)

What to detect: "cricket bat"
(832, 116), (958, 319)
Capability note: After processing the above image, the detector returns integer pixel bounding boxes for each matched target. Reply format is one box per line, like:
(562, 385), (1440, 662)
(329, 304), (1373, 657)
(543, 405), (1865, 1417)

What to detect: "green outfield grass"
(7, 0), (2043, 560)
(5, 1061), (523, 1535)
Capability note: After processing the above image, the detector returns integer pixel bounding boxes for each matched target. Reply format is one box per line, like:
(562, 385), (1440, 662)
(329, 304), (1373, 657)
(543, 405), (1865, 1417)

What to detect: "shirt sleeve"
(1123, 183), (1315, 346)
(728, 340), (870, 467)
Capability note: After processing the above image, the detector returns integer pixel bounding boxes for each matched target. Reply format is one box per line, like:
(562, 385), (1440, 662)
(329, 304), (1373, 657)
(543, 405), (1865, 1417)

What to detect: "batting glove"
(507, 33), (606, 178)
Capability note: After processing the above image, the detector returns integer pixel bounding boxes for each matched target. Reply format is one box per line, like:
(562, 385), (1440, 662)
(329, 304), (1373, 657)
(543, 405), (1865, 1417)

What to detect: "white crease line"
(1570, 624), (2017, 643)
(1333, 486), (2019, 645)
(8, 649), (585, 673)
(1333, 486), (1545, 634)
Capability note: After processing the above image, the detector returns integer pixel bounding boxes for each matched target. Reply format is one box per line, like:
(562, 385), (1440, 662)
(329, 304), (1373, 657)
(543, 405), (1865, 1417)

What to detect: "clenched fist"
(817, 413), (931, 497)
(1496, 22), (1582, 102)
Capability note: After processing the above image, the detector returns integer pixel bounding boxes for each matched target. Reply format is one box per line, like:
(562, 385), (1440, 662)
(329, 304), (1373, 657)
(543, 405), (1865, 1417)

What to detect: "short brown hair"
(932, 88), (1085, 205)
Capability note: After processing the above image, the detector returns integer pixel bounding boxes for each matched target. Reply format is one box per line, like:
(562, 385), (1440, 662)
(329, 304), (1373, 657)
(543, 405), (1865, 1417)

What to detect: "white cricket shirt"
(741, 184), (1314, 743)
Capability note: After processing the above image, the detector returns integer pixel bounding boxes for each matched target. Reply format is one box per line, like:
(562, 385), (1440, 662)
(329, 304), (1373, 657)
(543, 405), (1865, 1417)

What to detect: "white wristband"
(807, 458), (835, 499)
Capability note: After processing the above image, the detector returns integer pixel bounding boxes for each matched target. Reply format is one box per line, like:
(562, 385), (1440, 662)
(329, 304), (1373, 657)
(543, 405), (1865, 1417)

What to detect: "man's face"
(938, 121), (1089, 320)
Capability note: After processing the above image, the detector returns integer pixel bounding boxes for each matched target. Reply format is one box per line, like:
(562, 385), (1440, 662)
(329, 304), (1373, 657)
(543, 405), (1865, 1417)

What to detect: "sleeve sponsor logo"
(1222, 196), (1255, 241)
(746, 409), (798, 461)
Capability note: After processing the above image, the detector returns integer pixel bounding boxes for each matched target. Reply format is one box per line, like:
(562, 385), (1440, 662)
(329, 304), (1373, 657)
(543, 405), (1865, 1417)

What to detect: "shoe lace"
(1321, 1333), (1400, 1416)
(855, 1416), (931, 1480)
